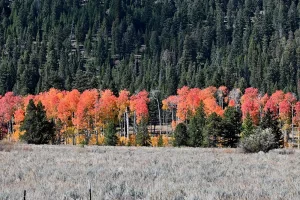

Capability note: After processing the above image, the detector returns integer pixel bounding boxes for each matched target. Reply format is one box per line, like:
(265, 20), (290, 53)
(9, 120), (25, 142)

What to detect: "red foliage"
(241, 87), (260, 124)
(279, 100), (291, 122)
(0, 92), (22, 123)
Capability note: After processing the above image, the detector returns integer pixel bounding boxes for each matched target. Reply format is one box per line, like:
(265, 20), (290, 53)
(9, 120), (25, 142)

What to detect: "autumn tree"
(130, 90), (150, 132)
(117, 90), (130, 138)
(0, 92), (22, 139)
(241, 88), (260, 124)
(57, 89), (80, 144)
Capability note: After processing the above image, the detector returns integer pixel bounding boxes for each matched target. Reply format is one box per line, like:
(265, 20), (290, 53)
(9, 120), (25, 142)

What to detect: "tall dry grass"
(0, 145), (299, 199)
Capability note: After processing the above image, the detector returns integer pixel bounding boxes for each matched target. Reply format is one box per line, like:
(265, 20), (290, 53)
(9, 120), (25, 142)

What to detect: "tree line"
(0, 86), (299, 151)
(0, 0), (300, 98)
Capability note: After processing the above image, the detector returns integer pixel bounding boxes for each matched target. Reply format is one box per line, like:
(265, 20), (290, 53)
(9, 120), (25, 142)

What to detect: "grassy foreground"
(0, 145), (299, 199)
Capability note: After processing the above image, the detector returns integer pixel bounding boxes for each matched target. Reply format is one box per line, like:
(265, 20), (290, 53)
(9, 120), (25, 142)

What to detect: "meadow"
(0, 144), (299, 200)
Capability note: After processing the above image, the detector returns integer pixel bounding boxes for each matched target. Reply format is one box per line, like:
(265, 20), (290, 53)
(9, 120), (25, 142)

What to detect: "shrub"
(173, 123), (188, 147)
(239, 128), (277, 153)
(157, 135), (164, 147)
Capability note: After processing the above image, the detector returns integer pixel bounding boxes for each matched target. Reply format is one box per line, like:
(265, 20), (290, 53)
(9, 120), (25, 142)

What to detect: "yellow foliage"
(150, 135), (174, 147)
(10, 125), (25, 142)
(163, 135), (173, 147)
(89, 134), (105, 145)
(151, 136), (158, 147)
(76, 135), (86, 144)
(129, 135), (136, 146)
(118, 136), (128, 146)
(117, 135), (136, 146)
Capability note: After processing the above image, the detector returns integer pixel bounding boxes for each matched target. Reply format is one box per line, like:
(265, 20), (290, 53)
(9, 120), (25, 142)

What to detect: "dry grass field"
(0, 144), (299, 200)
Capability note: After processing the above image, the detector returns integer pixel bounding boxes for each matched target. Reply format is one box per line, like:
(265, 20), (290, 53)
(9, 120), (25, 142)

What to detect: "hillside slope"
(0, 0), (300, 96)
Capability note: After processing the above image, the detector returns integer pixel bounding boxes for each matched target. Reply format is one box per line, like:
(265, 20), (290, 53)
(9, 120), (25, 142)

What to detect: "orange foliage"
(228, 99), (235, 107)
(14, 109), (25, 124)
(130, 90), (150, 124)
(37, 88), (65, 120)
(58, 89), (81, 127)
(75, 89), (99, 130)
(117, 90), (130, 119)
(97, 89), (118, 125)
(162, 95), (179, 110)
(176, 86), (223, 121)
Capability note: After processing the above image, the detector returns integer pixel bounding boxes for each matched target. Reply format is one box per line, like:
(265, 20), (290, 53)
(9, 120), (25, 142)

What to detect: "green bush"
(239, 128), (277, 153)
(157, 135), (164, 147)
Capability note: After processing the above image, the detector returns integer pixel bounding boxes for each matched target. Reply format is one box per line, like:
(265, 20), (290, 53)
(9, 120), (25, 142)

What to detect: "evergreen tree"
(260, 109), (283, 148)
(222, 107), (242, 147)
(241, 113), (255, 139)
(188, 102), (206, 147)
(173, 123), (188, 147)
(203, 112), (223, 147)
(136, 119), (150, 146)
(104, 122), (118, 146)
(20, 100), (55, 144)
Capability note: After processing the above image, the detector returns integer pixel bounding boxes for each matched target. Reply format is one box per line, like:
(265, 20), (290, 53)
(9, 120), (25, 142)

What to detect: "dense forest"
(0, 0), (300, 97)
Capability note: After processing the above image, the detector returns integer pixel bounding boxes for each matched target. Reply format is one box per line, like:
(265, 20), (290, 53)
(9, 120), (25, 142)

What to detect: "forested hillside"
(0, 0), (300, 97)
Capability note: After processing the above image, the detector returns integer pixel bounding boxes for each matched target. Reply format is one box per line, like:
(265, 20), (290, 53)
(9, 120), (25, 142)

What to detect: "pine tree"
(104, 122), (118, 146)
(241, 113), (255, 139)
(221, 107), (242, 147)
(173, 123), (188, 147)
(136, 119), (150, 146)
(20, 100), (55, 144)
(188, 102), (206, 147)
(260, 108), (283, 148)
(203, 112), (223, 147)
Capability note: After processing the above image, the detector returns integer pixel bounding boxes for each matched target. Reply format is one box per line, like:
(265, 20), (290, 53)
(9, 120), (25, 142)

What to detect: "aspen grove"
(0, 86), (299, 147)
